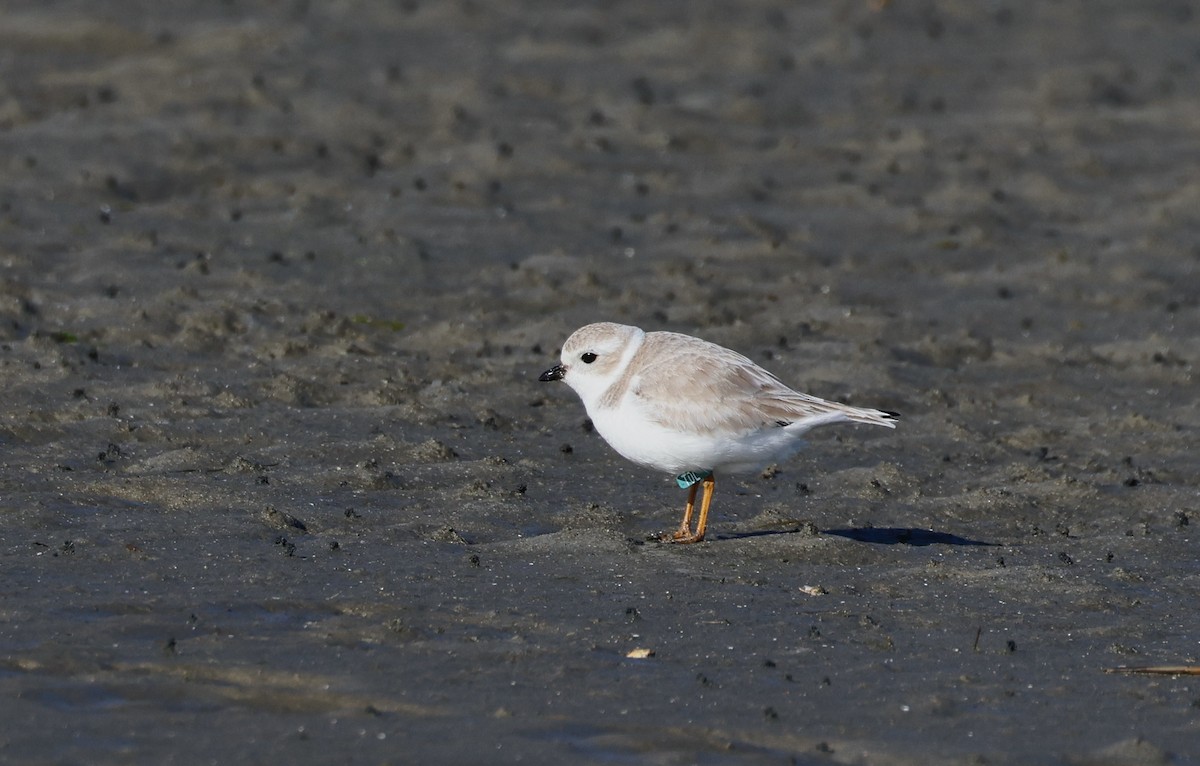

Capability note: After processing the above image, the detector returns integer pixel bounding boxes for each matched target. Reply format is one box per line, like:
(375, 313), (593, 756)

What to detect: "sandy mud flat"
(1, 2), (1197, 763)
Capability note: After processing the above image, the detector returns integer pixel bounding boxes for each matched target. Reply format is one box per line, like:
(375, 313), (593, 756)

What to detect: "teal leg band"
(675, 469), (714, 489)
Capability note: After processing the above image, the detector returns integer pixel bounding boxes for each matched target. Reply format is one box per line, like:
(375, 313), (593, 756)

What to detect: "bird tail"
(844, 406), (899, 429)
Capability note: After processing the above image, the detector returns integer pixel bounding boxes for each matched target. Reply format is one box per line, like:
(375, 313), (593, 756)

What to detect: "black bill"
(539, 364), (565, 382)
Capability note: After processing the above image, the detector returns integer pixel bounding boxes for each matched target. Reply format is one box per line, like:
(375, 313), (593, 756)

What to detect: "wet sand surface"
(2, 1), (1199, 763)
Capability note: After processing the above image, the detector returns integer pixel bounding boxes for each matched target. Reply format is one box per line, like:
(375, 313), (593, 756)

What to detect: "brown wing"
(624, 332), (885, 436)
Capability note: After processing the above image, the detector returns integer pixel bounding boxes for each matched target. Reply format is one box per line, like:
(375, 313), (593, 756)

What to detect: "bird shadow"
(822, 527), (996, 547)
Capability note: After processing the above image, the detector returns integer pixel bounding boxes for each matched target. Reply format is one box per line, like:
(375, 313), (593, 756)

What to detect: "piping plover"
(539, 322), (898, 543)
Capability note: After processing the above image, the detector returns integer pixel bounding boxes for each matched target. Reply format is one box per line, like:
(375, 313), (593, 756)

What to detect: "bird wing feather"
(623, 332), (885, 436)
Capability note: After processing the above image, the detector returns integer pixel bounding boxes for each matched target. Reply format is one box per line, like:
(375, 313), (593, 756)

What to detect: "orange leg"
(671, 481), (699, 540)
(672, 475), (715, 544)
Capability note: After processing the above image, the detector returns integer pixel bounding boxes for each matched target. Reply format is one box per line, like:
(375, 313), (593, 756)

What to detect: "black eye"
(580, 352), (597, 364)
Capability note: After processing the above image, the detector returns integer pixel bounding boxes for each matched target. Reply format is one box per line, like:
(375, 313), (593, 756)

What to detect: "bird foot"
(668, 526), (705, 544)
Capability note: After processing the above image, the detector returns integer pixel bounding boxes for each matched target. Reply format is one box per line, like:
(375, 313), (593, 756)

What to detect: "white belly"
(589, 404), (806, 476)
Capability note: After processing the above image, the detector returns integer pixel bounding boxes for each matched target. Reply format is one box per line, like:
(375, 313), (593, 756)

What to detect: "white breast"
(587, 396), (807, 476)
